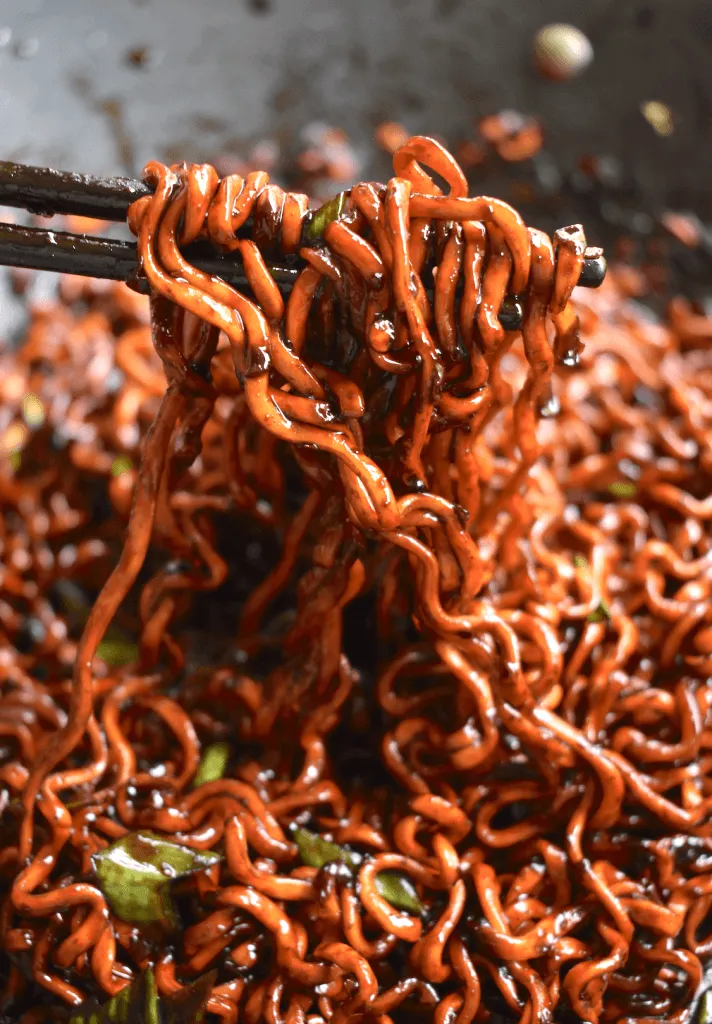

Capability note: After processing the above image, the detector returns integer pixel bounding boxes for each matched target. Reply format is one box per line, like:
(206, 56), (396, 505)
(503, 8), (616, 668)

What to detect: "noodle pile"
(2, 136), (712, 1024)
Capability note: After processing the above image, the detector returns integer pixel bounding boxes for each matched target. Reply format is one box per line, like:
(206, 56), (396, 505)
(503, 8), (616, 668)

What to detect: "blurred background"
(1, 0), (711, 327)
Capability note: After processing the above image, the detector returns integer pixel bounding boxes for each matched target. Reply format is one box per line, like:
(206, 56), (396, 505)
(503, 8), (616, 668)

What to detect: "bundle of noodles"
(1, 137), (712, 1024)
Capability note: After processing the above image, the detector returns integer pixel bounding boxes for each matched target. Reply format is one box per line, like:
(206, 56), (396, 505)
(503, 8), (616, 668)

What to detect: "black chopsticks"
(0, 159), (607, 305)
(0, 159), (152, 221)
(0, 222), (299, 295)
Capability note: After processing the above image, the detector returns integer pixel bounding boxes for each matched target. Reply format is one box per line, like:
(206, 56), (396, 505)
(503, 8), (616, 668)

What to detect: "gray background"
(1, 0), (711, 206)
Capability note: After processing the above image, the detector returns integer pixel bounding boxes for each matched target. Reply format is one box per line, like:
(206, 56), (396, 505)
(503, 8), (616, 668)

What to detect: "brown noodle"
(1, 136), (712, 1024)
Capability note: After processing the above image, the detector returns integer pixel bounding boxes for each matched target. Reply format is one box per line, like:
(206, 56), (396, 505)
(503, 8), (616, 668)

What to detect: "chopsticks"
(0, 159), (607, 303)
(0, 159), (299, 294)
(0, 222), (300, 296)
(0, 159), (151, 221)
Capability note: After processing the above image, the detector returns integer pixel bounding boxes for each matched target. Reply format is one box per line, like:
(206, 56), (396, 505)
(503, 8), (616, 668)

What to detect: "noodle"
(1, 135), (712, 1024)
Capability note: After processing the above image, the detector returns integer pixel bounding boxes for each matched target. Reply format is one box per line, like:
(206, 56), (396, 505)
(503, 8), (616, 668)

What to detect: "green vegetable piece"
(145, 970), (159, 1024)
(698, 991), (712, 1024)
(608, 480), (637, 499)
(304, 192), (347, 241)
(53, 582), (137, 664)
(572, 554), (589, 569)
(375, 869), (424, 915)
(68, 967), (216, 1024)
(53, 581), (152, 669)
(587, 599), (611, 624)
(96, 637), (140, 666)
(112, 454), (134, 477)
(69, 968), (155, 1024)
(164, 970), (217, 1024)
(106, 982), (130, 1021)
(294, 827), (356, 869)
(294, 828), (422, 915)
(194, 741), (230, 787)
(92, 831), (220, 928)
